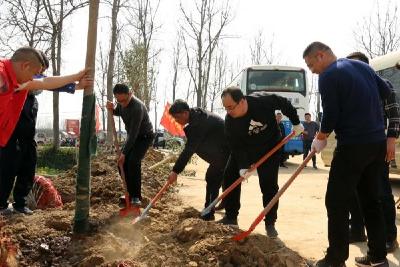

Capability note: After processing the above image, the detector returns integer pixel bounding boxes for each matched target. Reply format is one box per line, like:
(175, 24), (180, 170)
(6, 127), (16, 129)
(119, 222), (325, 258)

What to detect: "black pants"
(204, 156), (228, 216)
(123, 135), (153, 200)
(224, 150), (280, 224)
(326, 142), (387, 264)
(0, 134), (36, 208)
(349, 163), (397, 242)
(303, 140), (316, 166)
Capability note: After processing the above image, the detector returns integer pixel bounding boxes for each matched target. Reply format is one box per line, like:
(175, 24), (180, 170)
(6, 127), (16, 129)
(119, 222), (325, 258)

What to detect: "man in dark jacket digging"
(106, 84), (154, 207)
(167, 99), (230, 221)
(220, 87), (303, 237)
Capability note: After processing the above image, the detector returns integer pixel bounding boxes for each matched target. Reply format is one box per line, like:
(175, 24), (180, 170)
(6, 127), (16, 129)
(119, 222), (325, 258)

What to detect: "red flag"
(160, 103), (185, 136)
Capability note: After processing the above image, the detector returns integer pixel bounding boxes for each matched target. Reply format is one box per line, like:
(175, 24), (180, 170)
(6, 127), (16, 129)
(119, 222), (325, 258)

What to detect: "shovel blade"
(232, 230), (251, 241)
(119, 206), (140, 217)
(132, 214), (147, 225)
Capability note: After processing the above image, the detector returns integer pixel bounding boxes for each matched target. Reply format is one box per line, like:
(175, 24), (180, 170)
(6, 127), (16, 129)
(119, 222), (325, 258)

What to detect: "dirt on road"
(0, 149), (309, 267)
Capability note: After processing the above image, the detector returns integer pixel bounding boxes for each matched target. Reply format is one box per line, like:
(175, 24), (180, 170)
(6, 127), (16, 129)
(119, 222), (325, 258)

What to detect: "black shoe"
(349, 232), (367, 243)
(265, 223), (278, 238)
(386, 239), (399, 253)
(315, 257), (346, 267)
(355, 256), (388, 267)
(13, 205), (33, 215)
(216, 216), (238, 227)
(200, 213), (215, 221)
(313, 165), (318, 169)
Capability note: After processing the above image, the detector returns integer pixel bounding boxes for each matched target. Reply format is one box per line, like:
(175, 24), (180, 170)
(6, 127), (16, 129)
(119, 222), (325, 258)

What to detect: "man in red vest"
(0, 47), (90, 215)
(0, 47), (89, 148)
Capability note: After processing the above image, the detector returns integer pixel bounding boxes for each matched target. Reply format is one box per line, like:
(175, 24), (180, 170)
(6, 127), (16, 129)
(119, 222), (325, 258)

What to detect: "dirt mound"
(0, 148), (308, 266)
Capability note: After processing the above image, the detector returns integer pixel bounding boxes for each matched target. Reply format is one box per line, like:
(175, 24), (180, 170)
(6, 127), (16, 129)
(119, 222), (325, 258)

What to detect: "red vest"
(0, 59), (28, 147)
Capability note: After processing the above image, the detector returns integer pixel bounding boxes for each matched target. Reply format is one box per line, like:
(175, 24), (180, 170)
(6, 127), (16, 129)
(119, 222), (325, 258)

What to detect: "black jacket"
(14, 94), (38, 141)
(113, 97), (154, 155)
(173, 108), (229, 174)
(225, 92), (300, 169)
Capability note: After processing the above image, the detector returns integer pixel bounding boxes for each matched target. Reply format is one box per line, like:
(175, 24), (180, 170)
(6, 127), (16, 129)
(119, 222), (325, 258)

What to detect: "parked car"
(153, 130), (166, 148)
(34, 132), (47, 145)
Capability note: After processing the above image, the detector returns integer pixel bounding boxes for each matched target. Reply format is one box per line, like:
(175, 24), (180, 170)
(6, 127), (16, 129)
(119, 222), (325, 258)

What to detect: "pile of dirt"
(0, 149), (309, 267)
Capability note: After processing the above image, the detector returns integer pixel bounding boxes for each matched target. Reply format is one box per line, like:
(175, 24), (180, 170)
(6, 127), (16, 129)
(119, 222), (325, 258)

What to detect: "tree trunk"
(106, 0), (120, 145)
(52, 0), (63, 150)
(73, 0), (99, 234)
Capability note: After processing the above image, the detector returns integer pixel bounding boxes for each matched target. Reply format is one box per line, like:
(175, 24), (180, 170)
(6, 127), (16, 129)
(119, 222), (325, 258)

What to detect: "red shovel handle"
(233, 150), (316, 241)
(218, 131), (295, 203)
(150, 180), (172, 206)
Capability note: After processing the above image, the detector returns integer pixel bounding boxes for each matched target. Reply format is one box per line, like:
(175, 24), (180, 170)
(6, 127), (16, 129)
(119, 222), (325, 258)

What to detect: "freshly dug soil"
(0, 149), (308, 266)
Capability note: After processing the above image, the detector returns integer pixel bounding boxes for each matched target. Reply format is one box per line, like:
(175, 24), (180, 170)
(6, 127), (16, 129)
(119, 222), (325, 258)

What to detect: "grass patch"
(37, 145), (76, 174)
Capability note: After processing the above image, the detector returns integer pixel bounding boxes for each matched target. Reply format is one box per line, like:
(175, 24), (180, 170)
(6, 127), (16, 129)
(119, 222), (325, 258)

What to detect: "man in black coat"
(220, 87), (303, 237)
(167, 99), (229, 221)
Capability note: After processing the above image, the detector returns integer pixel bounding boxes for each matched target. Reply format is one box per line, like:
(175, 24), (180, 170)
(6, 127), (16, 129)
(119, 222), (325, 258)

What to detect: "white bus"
(371, 50), (400, 96)
(230, 65), (309, 155)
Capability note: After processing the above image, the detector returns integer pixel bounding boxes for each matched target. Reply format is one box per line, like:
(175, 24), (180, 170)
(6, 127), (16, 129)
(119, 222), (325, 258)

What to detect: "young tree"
(354, 0), (400, 57)
(249, 30), (279, 65)
(74, 0), (99, 234)
(125, 0), (161, 110)
(180, 0), (231, 108)
(105, 0), (128, 145)
(209, 47), (227, 112)
(171, 30), (183, 102)
(95, 43), (108, 132)
(0, 0), (50, 52)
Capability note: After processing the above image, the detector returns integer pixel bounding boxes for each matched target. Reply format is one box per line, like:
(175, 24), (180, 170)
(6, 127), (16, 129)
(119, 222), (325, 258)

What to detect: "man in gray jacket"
(106, 84), (154, 206)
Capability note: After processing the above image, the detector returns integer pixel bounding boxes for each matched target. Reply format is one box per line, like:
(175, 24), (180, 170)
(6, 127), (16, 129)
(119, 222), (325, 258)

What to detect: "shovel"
(201, 131), (295, 216)
(232, 150), (316, 241)
(110, 113), (140, 218)
(132, 179), (173, 224)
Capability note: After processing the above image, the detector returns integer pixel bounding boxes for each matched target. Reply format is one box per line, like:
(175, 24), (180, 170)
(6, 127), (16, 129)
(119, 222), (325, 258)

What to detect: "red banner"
(160, 103), (185, 137)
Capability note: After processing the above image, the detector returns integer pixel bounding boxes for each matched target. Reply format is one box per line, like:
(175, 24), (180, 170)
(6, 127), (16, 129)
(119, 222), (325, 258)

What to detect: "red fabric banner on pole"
(160, 103), (185, 137)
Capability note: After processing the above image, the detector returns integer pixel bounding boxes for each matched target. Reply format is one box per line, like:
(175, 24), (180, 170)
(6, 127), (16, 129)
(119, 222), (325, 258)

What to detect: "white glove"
(311, 138), (327, 153)
(240, 168), (257, 178)
(239, 169), (248, 177)
(292, 124), (304, 137)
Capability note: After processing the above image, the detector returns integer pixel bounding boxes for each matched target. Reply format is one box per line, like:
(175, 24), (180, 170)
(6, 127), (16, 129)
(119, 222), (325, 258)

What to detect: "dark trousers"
(224, 151), (280, 224)
(349, 163), (397, 242)
(123, 135), (153, 200)
(0, 134), (36, 208)
(303, 140), (316, 166)
(326, 142), (387, 264)
(204, 157), (228, 216)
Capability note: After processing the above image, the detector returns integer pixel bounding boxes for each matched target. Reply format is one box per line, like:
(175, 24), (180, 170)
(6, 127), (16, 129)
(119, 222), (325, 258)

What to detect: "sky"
(35, 0), (388, 129)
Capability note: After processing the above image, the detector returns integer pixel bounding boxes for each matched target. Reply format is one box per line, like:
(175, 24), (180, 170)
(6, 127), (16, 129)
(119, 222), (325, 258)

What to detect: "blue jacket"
(319, 58), (391, 145)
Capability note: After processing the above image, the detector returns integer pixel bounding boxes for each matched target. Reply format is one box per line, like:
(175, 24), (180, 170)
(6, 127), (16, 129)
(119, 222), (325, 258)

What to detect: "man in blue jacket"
(303, 42), (390, 267)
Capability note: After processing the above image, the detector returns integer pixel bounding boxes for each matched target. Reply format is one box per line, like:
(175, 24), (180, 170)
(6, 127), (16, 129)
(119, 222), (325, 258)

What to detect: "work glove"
(239, 168), (257, 178)
(311, 138), (327, 153)
(292, 124), (304, 137)
(239, 169), (248, 177)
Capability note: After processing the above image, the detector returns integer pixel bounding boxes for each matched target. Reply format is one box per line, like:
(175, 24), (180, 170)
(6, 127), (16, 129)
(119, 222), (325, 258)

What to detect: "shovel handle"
(233, 150), (316, 241)
(201, 132), (295, 215)
(136, 180), (172, 222)
(150, 180), (172, 206)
